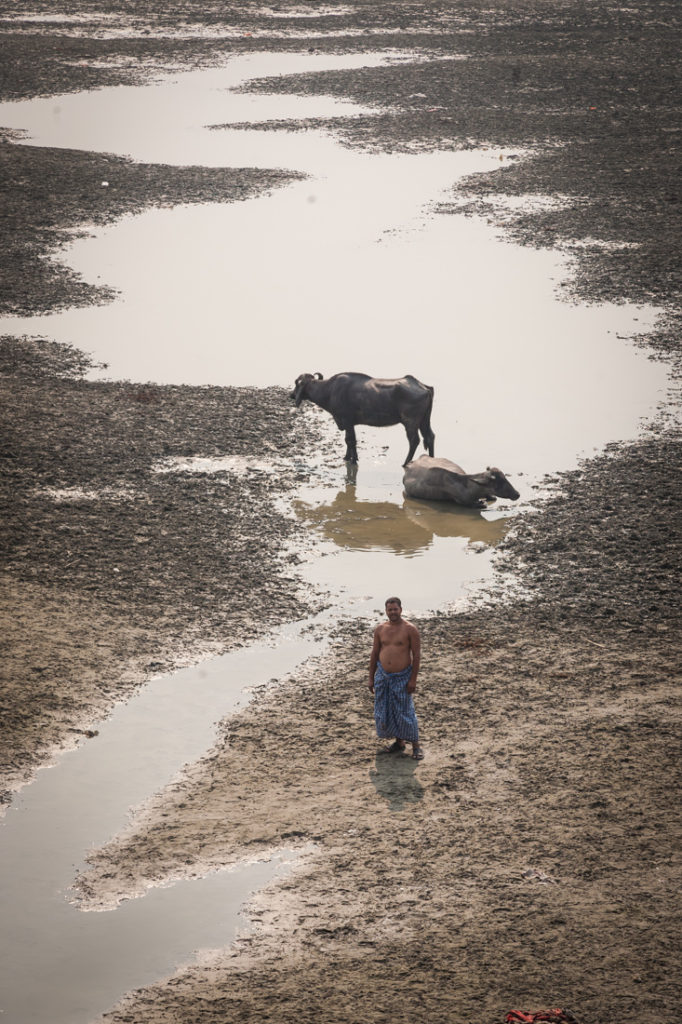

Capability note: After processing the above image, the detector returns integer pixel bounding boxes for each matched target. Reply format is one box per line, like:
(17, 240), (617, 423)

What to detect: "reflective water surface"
(291, 456), (515, 611)
(0, 615), (332, 1024)
(294, 475), (511, 552)
(0, 53), (665, 487)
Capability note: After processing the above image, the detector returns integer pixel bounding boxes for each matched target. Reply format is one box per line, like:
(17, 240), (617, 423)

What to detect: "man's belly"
(379, 652), (411, 674)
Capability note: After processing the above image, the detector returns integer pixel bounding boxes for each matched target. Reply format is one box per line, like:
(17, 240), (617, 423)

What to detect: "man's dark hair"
(385, 596), (402, 607)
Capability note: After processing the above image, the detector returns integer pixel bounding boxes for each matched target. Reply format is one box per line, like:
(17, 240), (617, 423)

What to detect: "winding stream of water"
(0, 49), (669, 1024)
(0, 614), (335, 1024)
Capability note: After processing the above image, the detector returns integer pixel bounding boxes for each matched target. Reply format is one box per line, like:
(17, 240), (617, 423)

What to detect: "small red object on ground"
(505, 1010), (578, 1024)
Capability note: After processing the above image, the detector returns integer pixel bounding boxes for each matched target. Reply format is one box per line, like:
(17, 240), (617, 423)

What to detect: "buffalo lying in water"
(403, 455), (520, 509)
(291, 371), (435, 466)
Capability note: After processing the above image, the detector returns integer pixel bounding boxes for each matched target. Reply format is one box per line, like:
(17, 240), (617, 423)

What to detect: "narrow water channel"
(0, 49), (669, 1024)
(0, 610), (346, 1024)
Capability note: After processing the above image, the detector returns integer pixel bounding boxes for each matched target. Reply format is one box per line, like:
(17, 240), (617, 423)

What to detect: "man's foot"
(383, 740), (406, 754)
(411, 746), (424, 760)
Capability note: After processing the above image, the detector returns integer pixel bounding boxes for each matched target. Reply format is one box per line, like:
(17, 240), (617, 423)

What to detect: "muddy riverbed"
(1, 1), (680, 1023)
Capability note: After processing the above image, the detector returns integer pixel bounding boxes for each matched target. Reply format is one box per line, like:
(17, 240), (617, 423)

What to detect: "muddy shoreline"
(1, 1), (680, 1022)
(0, 336), (335, 802)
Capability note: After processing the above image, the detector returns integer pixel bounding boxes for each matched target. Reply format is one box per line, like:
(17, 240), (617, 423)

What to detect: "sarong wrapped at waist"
(373, 661), (419, 743)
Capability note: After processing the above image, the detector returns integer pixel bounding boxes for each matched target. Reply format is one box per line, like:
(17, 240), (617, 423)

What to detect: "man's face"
(386, 602), (402, 621)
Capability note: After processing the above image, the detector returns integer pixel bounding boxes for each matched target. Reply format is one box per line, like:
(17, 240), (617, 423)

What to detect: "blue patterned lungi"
(373, 661), (419, 743)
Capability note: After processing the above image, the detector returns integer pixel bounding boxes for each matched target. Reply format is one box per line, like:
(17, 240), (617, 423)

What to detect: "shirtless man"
(368, 597), (423, 760)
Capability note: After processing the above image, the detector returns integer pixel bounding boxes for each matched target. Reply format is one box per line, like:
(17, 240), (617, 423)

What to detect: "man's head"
(385, 597), (402, 621)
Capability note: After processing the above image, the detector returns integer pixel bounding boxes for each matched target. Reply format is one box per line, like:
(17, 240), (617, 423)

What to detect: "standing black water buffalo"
(291, 372), (435, 466)
(403, 455), (520, 508)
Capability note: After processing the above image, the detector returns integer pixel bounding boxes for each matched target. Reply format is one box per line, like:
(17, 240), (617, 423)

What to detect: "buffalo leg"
(344, 426), (358, 463)
(420, 424), (435, 457)
(403, 426), (420, 466)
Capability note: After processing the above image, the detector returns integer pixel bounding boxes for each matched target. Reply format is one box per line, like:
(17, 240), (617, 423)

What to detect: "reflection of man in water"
(368, 597), (423, 760)
(369, 753), (424, 810)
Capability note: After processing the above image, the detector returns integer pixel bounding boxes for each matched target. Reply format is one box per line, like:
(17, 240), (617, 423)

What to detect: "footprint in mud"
(369, 753), (424, 811)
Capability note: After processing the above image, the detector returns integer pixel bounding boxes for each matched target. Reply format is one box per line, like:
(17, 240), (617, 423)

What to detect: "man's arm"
(407, 624), (421, 693)
(368, 627), (381, 692)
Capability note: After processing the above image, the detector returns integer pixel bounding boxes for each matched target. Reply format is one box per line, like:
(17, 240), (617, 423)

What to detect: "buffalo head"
(483, 467), (520, 502)
(291, 372), (323, 407)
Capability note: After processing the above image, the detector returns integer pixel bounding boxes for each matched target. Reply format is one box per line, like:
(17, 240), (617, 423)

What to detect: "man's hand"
(368, 679), (374, 693)
(407, 675), (417, 694)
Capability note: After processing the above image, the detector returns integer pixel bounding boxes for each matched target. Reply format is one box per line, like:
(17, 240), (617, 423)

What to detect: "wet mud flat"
(0, 336), (333, 802)
(1, 1), (681, 1023)
(75, 430), (681, 1024)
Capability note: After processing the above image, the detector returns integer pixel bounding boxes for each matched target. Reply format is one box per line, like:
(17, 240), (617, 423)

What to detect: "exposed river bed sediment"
(1, 3), (680, 1023)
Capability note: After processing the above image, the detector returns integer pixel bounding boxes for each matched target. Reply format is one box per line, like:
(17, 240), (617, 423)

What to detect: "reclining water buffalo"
(291, 372), (435, 466)
(403, 455), (520, 508)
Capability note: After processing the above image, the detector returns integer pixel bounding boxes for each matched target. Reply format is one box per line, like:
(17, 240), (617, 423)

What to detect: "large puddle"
(0, 49), (670, 1024)
(0, 51), (665, 486)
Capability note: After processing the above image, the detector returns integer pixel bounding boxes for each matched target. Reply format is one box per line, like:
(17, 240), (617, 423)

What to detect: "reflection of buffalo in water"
(293, 488), (430, 555)
(402, 496), (512, 546)
(293, 483), (512, 556)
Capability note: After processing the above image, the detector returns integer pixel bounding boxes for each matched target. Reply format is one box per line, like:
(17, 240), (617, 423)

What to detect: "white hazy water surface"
(0, 50), (665, 483)
(0, 49), (670, 1024)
